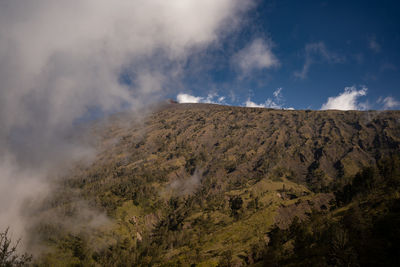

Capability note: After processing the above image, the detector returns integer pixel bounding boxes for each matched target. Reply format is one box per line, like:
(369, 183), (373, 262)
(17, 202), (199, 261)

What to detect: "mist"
(0, 0), (253, 245)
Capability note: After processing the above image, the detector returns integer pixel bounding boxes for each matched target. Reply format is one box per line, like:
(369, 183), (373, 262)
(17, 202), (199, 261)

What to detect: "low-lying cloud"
(169, 170), (203, 196)
(0, 0), (253, 243)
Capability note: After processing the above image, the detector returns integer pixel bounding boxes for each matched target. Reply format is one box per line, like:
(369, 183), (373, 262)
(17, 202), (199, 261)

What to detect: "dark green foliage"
(378, 155), (400, 188)
(258, 155), (400, 266)
(229, 196), (243, 219)
(247, 196), (259, 210)
(65, 235), (87, 262)
(218, 249), (233, 267)
(335, 155), (400, 207)
(307, 168), (329, 192)
(185, 157), (197, 175)
(35, 153), (400, 266)
(333, 160), (344, 178)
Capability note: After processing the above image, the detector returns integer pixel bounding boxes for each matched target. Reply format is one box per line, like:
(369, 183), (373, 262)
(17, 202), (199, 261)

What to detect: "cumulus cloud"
(177, 94), (203, 103)
(0, 0), (253, 241)
(245, 100), (267, 108)
(176, 92), (226, 104)
(233, 38), (279, 74)
(294, 42), (345, 79)
(245, 88), (293, 109)
(321, 86), (368, 110)
(378, 96), (400, 110)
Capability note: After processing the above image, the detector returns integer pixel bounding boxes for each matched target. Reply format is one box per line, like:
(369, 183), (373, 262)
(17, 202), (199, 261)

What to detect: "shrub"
(0, 228), (32, 266)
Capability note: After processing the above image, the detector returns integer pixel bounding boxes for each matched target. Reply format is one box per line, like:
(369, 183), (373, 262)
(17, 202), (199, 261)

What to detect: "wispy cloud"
(294, 42), (345, 79)
(380, 63), (397, 72)
(233, 38), (279, 75)
(245, 88), (294, 109)
(368, 36), (381, 53)
(321, 86), (368, 110)
(378, 96), (400, 110)
(273, 87), (283, 100)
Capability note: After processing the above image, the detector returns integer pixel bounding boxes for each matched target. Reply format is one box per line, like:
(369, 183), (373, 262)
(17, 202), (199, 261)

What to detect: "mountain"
(31, 103), (400, 266)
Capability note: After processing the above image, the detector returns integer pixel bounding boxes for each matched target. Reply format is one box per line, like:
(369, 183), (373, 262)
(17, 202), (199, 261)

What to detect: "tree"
(0, 228), (32, 266)
(229, 196), (243, 219)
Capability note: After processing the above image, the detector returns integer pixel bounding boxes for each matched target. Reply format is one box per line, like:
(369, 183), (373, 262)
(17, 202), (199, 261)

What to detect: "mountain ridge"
(32, 103), (400, 266)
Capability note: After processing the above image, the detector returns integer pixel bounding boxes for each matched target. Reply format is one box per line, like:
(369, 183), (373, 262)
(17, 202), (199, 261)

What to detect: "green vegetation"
(22, 104), (400, 266)
(260, 155), (400, 266)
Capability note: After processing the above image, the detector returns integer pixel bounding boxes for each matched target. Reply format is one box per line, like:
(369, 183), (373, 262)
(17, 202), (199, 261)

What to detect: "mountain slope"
(33, 104), (400, 266)
(89, 103), (399, 191)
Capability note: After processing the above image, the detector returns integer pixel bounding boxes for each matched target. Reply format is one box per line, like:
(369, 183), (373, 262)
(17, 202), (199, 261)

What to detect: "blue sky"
(173, 0), (400, 110)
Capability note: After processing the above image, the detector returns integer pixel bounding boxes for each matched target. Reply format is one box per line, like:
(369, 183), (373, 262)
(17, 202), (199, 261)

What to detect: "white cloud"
(379, 96), (400, 110)
(265, 98), (283, 109)
(218, 96), (226, 102)
(233, 38), (279, 74)
(273, 87), (283, 100)
(177, 93), (203, 103)
(0, 0), (253, 238)
(245, 99), (266, 108)
(0, 0), (252, 150)
(294, 42), (344, 79)
(176, 92), (226, 104)
(245, 88), (293, 109)
(245, 98), (283, 109)
(321, 86), (368, 110)
(204, 92), (222, 103)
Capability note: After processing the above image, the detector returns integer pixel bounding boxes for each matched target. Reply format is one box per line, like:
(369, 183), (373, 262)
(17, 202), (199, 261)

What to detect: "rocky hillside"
(32, 103), (400, 266)
(92, 103), (399, 189)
